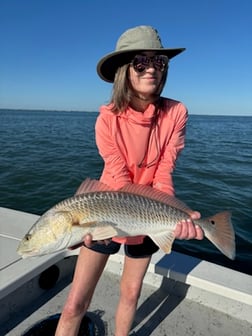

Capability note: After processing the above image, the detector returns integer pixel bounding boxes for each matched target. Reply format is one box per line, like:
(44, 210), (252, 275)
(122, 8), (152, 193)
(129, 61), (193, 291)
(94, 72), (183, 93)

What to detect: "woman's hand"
(174, 211), (204, 240)
(83, 235), (112, 247)
(82, 233), (94, 248)
(68, 234), (112, 250)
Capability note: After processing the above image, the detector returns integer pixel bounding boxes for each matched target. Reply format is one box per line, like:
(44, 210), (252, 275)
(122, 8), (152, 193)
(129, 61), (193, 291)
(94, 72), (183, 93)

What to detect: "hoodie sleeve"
(95, 110), (132, 189)
(153, 103), (188, 196)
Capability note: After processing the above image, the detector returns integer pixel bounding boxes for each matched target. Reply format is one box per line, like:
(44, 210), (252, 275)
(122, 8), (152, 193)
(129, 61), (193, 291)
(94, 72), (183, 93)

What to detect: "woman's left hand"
(174, 211), (204, 240)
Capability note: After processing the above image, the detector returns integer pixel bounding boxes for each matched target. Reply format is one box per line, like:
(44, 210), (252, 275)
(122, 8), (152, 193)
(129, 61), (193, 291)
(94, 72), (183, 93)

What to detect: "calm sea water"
(0, 109), (251, 275)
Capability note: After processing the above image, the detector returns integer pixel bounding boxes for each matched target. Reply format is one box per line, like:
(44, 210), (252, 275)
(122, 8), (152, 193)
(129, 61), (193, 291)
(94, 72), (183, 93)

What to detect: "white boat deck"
(0, 206), (251, 335)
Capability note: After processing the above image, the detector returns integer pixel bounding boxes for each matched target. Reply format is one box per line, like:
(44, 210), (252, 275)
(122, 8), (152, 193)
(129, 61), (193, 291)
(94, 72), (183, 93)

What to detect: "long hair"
(109, 63), (168, 113)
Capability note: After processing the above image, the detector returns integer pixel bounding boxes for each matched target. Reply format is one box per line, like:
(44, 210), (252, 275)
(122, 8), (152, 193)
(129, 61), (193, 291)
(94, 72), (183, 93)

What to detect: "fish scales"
(17, 178), (236, 259)
(55, 191), (185, 234)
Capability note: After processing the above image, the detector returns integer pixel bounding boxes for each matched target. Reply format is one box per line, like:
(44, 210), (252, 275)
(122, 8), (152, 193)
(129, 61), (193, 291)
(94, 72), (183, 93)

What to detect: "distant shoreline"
(0, 108), (251, 117)
(0, 108), (98, 113)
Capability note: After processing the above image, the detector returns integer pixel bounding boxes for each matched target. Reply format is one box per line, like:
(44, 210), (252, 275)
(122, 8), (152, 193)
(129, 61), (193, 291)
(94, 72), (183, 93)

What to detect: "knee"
(120, 281), (142, 305)
(62, 297), (90, 319)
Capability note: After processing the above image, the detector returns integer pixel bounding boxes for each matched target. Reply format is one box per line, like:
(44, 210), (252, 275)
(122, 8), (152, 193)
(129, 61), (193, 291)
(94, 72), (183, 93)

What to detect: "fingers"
(83, 234), (93, 248)
(190, 211), (201, 220)
(77, 235), (112, 249)
(195, 224), (204, 240)
(174, 219), (196, 240)
(67, 233), (93, 250)
(174, 217), (204, 240)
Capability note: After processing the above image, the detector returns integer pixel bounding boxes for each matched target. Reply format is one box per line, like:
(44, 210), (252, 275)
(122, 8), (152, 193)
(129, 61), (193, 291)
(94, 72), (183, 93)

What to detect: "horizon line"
(0, 108), (251, 117)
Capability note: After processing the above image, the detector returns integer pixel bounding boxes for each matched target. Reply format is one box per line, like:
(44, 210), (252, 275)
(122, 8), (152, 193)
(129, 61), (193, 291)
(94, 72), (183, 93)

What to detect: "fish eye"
(25, 234), (32, 241)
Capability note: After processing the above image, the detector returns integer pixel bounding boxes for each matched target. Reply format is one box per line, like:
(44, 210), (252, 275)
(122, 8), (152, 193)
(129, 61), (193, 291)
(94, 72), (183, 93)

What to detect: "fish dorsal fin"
(76, 178), (192, 215)
(120, 184), (193, 215)
(75, 178), (114, 195)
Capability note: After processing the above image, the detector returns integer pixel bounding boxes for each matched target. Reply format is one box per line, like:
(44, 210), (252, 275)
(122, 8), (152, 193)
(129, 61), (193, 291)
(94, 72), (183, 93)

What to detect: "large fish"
(17, 178), (235, 259)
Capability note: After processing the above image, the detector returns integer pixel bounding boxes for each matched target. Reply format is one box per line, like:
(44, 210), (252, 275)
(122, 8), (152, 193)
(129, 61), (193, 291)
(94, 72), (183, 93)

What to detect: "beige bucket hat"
(97, 25), (185, 82)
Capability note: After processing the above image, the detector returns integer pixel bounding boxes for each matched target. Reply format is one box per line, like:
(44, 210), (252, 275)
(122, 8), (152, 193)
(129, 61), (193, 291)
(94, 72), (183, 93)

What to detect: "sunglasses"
(131, 54), (169, 73)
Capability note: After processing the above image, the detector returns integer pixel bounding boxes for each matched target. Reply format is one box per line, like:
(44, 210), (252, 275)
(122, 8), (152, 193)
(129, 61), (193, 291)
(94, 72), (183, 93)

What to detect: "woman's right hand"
(83, 234), (112, 248)
(68, 234), (112, 250)
(82, 233), (93, 248)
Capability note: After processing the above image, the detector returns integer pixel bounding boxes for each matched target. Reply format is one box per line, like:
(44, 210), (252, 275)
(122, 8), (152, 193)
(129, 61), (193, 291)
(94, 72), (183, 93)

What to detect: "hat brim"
(97, 48), (185, 83)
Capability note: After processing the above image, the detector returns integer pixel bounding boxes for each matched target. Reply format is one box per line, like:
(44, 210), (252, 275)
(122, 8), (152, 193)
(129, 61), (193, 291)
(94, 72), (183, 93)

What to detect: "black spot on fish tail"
(204, 211), (235, 260)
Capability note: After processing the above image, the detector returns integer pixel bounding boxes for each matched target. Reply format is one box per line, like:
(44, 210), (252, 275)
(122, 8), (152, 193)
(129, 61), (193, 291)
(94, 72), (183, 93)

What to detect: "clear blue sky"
(0, 0), (251, 115)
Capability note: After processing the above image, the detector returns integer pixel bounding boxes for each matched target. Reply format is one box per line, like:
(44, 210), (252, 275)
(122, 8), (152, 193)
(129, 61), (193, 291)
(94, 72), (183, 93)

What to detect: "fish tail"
(203, 211), (236, 260)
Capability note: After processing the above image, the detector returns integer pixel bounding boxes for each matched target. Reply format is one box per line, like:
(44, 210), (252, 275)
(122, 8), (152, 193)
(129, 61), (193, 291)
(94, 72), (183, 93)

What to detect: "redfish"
(17, 178), (235, 259)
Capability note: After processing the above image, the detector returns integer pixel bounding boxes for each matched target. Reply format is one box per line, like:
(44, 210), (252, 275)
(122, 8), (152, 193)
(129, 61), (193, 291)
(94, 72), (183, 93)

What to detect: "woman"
(55, 25), (203, 336)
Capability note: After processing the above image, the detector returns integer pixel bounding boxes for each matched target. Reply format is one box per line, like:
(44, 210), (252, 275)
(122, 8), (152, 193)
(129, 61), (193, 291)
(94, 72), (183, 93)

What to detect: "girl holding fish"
(55, 26), (203, 336)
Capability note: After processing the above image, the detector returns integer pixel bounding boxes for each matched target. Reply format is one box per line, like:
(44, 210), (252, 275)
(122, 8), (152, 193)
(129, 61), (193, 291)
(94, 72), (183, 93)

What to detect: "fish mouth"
(17, 243), (66, 258)
(17, 245), (41, 258)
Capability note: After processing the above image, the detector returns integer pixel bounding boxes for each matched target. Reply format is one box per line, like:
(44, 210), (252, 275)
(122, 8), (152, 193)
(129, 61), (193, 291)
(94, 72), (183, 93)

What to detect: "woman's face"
(128, 52), (168, 99)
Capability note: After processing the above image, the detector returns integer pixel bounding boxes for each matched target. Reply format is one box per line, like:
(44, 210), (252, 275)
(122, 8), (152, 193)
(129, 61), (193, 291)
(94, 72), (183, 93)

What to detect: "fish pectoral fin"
(112, 228), (130, 237)
(149, 231), (175, 254)
(90, 222), (119, 241)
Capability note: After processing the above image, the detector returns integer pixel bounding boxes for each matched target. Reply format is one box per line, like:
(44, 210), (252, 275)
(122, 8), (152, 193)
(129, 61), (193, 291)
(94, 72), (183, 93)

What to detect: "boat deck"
(0, 207), (251, 335)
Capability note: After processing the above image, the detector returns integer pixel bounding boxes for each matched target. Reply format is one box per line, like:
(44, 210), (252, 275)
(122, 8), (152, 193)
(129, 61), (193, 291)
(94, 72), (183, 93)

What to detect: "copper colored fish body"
(17, 179), (236, 259)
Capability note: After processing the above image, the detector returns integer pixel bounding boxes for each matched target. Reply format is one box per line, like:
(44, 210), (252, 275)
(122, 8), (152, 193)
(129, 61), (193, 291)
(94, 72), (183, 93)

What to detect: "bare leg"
(114, 255), (151, 336)
(55, 246), (109, 336)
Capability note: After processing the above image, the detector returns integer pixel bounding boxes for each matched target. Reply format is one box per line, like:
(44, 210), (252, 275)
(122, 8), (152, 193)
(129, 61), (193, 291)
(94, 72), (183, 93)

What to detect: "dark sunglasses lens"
(153, 55), (168, 71)
(132, 56), (149, 73)
(132, 55), (168, 73)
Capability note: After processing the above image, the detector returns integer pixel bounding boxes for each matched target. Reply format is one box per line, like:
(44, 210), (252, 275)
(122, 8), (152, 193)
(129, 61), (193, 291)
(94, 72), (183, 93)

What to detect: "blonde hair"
(109, 63), (168, 113)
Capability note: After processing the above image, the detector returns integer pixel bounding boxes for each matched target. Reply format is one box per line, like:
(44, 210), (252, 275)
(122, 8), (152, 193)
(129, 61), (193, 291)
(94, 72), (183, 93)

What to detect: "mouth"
(143, 76), (157, 79)
(142, 77), (159, 84)
(17, 246), (39, 258)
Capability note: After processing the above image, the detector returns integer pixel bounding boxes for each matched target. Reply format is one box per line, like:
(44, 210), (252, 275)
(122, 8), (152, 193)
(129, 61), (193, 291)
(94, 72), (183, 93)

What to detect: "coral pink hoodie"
(95, 97), (188, 244)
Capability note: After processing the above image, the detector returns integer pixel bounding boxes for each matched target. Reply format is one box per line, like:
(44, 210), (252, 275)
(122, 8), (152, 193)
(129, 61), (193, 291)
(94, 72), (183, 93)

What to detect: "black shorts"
(87, 236), (159, 258)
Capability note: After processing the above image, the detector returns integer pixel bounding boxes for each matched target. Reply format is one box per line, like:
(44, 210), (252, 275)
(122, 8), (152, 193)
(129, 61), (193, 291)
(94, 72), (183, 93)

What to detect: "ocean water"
(0, 109), (251, 275)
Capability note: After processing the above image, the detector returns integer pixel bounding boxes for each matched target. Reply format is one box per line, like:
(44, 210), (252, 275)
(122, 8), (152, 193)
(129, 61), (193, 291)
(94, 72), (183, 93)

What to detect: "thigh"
(66, 246), (109, 305)
(120, 255), (151, 291)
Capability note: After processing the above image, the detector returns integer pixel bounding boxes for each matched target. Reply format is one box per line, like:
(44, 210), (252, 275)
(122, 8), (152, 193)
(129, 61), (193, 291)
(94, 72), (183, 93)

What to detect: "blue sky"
(0, 0), (251, 115)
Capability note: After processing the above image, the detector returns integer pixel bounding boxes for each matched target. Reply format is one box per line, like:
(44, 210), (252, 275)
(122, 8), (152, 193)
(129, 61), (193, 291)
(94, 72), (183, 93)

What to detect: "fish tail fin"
(203, 211), (235, 260)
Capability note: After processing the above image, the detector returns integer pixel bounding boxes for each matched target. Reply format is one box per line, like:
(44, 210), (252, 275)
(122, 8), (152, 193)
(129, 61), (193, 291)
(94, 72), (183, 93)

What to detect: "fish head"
(17, 210), (73, 258)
